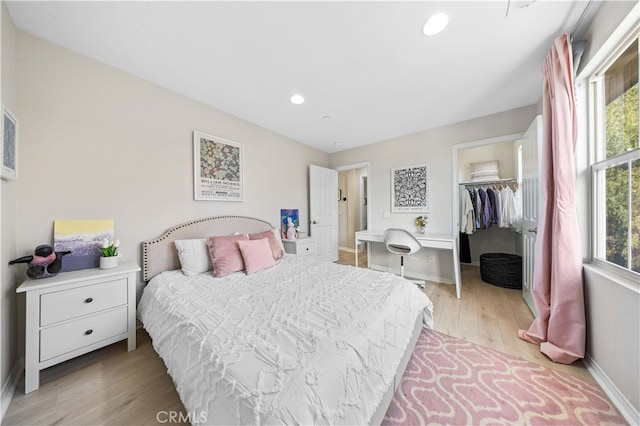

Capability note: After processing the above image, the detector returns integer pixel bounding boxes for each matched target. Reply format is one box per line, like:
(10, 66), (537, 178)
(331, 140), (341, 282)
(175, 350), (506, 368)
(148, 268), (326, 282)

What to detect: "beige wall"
(15, 31), (328, 273)
(4, 30), (328, 395)
(1, 0), (17, 403)
(330, 105), (536, 281)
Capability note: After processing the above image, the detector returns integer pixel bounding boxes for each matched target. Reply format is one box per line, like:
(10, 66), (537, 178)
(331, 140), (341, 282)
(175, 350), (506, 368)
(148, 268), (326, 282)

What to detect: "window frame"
(587, 28), (639, 281)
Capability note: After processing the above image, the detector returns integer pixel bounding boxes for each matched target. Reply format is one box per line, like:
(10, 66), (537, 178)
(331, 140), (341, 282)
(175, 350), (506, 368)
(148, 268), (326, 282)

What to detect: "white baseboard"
(583, 352), (639, 425)
(1, 358), (23, 421)
(369, 264), (453, 285)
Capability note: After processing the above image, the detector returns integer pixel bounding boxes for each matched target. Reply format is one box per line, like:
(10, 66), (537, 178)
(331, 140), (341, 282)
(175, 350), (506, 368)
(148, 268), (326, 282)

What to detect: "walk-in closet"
(456, 138), (523, 266)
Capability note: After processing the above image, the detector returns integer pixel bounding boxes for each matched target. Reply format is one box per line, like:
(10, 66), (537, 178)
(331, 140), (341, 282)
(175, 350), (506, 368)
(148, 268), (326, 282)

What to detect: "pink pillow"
(207, 234), (249, 277)
(237, 238), (276, 275)
(249, 229), (285, 260)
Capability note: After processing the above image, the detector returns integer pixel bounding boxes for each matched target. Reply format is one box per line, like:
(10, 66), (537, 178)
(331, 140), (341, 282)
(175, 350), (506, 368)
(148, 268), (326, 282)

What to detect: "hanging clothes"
(513, 186), (523, 231)
(468, 188), (478, 233)
(475, 188), (484, 229)
(459, 188), (474, 234)
(478, 188), (491, 229)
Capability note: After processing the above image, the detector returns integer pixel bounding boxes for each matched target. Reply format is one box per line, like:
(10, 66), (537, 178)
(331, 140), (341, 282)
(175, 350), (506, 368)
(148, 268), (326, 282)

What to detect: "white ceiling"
(6, 1), (599, 153)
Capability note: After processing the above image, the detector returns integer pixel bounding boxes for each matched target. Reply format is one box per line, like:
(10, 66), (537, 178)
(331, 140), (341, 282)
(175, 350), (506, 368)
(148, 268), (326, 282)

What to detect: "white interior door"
(522, 115), (542, 317)
(309, 165), (339, 262)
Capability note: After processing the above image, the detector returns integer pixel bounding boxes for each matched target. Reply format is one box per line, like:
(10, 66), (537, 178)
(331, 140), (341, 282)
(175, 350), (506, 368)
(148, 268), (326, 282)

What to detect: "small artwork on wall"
(54, 219), (114, 272)
(280, 209), (299, 240)
(193, 131), (244, 202)
(1, 105), (18, 181)
(391, 163), (430, 213)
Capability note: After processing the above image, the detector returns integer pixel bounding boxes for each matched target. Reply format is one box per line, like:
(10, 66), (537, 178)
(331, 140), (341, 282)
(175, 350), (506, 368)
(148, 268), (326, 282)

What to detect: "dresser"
(282, 237), (316, 257)
(16, 261), (140, 393)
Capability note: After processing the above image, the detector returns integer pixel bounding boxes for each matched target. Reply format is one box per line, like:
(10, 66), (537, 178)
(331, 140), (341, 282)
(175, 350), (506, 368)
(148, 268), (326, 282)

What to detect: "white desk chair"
(383, 228), (425, 288)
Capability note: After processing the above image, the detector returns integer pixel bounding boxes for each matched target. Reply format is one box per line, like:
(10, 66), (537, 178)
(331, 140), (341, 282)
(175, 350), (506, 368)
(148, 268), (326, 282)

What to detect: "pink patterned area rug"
(383, 329), (625, 426)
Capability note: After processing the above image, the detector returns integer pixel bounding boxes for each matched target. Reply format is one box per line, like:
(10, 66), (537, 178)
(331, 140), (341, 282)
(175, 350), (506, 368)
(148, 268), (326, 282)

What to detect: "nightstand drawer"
(40, 279), (127, 326)
(297, 240), (316, 256)
(40, 306), (128, 362)
(282, 237), (316, 256)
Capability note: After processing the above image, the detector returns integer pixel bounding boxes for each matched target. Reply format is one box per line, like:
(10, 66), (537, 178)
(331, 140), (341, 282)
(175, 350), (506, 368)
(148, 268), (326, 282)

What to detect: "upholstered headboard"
(142, 215), (275, 282)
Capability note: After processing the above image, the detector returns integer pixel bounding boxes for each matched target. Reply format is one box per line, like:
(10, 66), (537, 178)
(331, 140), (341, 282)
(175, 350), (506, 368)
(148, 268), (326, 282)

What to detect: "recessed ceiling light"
(323, 115), (331, 120)
(422, 13), (449, 36)
(334, 142), (342, 146)
(290, 94), (305, 105)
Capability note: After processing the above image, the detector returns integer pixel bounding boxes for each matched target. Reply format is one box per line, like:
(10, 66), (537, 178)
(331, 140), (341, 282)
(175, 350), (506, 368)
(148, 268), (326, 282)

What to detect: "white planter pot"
(99, 256), (119, 270)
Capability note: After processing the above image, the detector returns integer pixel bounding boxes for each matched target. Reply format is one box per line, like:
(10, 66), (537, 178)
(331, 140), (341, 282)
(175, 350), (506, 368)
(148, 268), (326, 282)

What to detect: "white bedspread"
(138, 255), (433, 425)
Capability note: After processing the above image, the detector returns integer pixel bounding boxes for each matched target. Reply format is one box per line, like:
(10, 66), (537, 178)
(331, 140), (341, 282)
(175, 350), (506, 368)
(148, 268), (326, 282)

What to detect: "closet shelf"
(459, 178), (518, 186)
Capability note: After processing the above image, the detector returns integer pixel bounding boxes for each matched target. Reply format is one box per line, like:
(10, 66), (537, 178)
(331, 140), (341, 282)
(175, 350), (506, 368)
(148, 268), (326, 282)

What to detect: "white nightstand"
(16, 261), (140, 393)
(282, 237), (316, 257)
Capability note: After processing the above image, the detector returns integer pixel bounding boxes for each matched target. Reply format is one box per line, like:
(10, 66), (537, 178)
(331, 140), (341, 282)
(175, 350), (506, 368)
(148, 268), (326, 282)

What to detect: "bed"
(138, 216), (434, 425)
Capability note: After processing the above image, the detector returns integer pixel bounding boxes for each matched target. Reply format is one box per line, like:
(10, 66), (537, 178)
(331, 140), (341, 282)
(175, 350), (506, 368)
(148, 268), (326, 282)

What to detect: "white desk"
(355, 230), (462, 298)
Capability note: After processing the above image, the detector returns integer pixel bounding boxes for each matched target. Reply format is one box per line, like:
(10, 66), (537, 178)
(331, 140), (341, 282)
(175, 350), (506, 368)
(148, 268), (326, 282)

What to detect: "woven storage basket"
(479, 253), (522, 289)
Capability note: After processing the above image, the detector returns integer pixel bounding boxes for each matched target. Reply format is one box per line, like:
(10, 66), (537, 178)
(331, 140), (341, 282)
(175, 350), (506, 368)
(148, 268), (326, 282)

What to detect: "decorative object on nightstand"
(415, 215), (428, 234)
(16, 261), (140, 393)
(280, 209), (299, 239)
(8, 244), (71, 279)
(99, 238), (120, 269)
(282, 236), (316, 256)
(54, 219), (115, 272)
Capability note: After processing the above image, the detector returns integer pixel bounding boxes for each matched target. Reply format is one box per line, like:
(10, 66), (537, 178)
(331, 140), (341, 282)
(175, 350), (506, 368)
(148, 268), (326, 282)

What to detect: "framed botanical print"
(193, 131), (244, 201)
(2, 106), (18, 181)
(391, 163), (430, 213)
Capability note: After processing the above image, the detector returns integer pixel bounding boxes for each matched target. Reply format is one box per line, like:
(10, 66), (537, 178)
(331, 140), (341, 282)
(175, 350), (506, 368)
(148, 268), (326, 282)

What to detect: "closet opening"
(452, 134), (524, 268)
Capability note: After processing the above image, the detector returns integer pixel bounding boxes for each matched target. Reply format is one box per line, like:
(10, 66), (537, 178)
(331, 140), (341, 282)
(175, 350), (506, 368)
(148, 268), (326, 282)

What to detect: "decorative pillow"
(174, 239), (212, 276)
(207, 234), (249, 277)
(237, 238), (276, 275)
(248, 229), (285, 260)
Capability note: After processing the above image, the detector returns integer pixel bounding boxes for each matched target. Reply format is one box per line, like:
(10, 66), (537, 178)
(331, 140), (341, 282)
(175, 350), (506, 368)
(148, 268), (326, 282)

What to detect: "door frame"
(335, 162), (371, 252)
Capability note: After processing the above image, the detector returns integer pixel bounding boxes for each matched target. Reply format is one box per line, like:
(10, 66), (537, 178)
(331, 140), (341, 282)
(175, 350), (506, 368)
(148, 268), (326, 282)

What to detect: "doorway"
(336, 162), (370, 255)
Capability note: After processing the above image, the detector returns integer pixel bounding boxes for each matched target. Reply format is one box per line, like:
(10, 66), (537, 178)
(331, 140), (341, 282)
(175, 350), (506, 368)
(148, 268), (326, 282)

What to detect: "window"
(590, 34), (639, 275)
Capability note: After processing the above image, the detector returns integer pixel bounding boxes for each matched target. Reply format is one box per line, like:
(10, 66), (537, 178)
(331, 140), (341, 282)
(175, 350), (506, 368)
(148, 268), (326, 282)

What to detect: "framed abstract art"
(193, 131), (244, 201)
(391, 163), (430, 213)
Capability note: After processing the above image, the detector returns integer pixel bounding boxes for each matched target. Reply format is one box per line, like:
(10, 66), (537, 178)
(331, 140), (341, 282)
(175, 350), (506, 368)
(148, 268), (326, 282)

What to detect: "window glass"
(604, 39), (638, 158)
(591, 34), (639, 276)
(604, 163), (629, 269)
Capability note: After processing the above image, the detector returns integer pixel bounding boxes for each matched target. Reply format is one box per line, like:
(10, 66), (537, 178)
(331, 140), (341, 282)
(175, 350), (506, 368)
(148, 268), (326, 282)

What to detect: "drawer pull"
(84, 329), (93, 335)
(84, 297), (93, 303)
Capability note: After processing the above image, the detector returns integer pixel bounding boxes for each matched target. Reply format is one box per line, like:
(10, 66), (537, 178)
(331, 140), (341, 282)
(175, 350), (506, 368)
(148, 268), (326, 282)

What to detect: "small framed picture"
(193, 131), (243, 201)
(2, 106), (18, 181)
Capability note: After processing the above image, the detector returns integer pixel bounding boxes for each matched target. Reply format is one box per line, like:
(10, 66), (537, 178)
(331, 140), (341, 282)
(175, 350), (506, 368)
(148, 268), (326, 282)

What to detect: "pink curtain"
(518, 33), (585, 364)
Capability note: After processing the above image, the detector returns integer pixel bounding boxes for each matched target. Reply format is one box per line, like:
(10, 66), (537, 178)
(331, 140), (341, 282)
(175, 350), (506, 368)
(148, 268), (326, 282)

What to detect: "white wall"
(330, 105), (536, 281)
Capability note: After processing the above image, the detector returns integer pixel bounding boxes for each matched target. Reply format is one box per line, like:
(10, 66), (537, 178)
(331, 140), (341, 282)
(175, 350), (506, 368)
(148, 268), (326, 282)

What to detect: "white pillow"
(174, 239), (212, 276)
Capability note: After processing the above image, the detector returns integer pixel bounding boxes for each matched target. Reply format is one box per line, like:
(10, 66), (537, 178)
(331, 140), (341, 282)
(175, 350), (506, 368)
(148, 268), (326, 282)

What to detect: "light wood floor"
(4, 252), (593, 425)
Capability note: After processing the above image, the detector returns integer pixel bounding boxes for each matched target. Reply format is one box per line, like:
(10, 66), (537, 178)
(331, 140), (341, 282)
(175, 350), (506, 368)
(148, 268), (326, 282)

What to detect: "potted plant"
(99, 238), (120, 269)
(415, 215), (428, 234)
